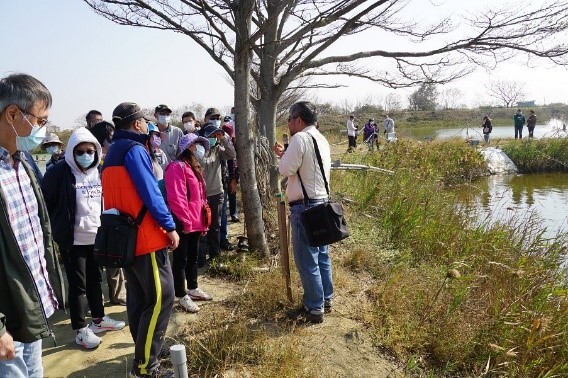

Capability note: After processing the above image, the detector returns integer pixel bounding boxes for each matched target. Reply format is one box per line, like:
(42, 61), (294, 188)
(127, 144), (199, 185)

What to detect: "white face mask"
(158, 115), (171, 125)
(46, 146), (60, 155)
(211, 120), (221, 128)
(184, 121), (195, 132)
(194, 144), (205, 160)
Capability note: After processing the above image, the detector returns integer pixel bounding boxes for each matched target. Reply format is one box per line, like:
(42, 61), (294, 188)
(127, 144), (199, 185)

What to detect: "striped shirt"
(0, 148), (58, 318)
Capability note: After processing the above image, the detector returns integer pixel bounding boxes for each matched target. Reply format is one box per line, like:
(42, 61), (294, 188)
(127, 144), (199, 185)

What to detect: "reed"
(502, 138), (568, 173)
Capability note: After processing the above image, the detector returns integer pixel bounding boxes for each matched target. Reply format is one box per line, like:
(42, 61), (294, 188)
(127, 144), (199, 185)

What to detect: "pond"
(405, 119), (567, 141)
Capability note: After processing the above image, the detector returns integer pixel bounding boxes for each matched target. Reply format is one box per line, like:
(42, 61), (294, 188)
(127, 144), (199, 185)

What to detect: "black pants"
(348, 135), (356, 148)
(528, 126), (535, 138)
(172, 231), (201, 298)
(60, 244), (104, 330)
(228, 191), (238, 218)
(515, 125), (523, 139)
(199, 192), (224, 262)
(124, 249), (174, 376)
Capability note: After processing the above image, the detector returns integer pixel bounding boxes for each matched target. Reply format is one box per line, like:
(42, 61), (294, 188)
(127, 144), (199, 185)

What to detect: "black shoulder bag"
(93, 206), (147, 268)
(297, 134), (349, 247)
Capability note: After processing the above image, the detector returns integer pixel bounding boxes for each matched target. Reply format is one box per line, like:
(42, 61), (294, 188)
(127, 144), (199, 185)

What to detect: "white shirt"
(278, 125), (331, 203)
(346, 119), (357, 136)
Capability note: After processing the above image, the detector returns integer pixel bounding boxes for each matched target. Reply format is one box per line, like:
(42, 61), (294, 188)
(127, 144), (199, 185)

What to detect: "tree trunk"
(234, 0), (269, 257)
(257, 96), (281, 193)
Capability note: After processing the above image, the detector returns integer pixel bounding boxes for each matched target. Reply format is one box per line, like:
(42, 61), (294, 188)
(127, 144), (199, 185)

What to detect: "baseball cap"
(200, 124), (223, 138)
(112, 102), (149, 129)
(155, 104), (172, 114)
(178, 133), (210, 156)
(204, 108), (221, 118)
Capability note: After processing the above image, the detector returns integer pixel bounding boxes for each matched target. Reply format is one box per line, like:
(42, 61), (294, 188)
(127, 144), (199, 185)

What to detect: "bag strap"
(134, 205), (147, 226)
(297, 132), (330, 202)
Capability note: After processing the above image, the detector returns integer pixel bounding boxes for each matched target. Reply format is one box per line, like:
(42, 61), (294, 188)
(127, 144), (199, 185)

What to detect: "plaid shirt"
(0, 147), (58, 318)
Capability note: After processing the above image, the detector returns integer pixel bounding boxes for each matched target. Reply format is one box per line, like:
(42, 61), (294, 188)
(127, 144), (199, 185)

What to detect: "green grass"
(502, 138), (568, 173)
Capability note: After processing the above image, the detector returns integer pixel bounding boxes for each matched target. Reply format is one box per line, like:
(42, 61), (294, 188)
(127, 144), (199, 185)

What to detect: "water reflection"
(456, 173), (568, 236)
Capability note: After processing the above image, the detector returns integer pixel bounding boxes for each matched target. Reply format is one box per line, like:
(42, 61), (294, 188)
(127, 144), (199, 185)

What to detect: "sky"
(1, 0), (567, 129)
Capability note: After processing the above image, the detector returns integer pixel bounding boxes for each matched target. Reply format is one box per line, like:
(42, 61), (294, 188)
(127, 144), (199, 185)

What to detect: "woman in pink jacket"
(164, 133), (212, 313)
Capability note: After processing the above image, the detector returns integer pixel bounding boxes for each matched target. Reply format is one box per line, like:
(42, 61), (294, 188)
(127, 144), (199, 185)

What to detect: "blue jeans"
(290, 201), (334, 313)
(0, 339), (43, 377)
(220, 191), (228, 241)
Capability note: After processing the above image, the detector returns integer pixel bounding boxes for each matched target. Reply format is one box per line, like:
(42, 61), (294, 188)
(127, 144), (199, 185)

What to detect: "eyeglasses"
(287, 116), (299, 122)
(19, 107), (49, 127)
(75, 149), (96, 156)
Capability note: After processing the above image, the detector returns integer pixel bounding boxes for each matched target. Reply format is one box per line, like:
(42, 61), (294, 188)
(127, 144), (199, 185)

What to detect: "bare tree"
(438, 87), (464, 110)
(383, 92), (402, 112)
(83, 0), (568, 253)
(485, 80), (527, 107)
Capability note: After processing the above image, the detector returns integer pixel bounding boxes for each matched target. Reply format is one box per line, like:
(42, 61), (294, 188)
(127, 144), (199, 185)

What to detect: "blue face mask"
(194, 144), (205, 160)
(75, 153), (95, 169)
(12, 111), (47, 151)
(208, 138), (217, 148)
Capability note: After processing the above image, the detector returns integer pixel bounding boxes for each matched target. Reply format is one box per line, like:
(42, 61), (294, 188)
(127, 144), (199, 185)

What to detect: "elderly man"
(103, 102), (179, 377)
(273, 101), (334, 323)
(0, 73), (65, 376)
(154, 104), (183, 164)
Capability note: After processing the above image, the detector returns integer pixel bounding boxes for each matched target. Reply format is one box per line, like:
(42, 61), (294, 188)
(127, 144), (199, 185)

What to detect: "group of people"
(346, 114), (395, 152)
(481, 109), (538, 144)
(0, 73), (242, 377)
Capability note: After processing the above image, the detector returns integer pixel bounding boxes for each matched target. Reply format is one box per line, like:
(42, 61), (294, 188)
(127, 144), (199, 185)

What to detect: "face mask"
(208, 138), (217, 148)
(46, 146), (60, 155)
(158, 115), (171, 125)
(194, 144), (205, 160)
(12, 111), (47, 151)
(150, 135), (162, 148)
(230, 114), (235, 122)
(184, 122), (195, 132)
(75, 153), (95, 169)
(211, 120), (221, 128)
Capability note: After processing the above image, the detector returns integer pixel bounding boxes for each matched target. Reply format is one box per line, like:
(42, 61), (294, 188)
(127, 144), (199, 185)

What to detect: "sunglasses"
(75, 149), (96, 156)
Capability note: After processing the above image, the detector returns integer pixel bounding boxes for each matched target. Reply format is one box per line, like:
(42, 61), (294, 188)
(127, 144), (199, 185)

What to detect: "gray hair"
(0, 73), (52, 114)
(289, 101), (318, 125)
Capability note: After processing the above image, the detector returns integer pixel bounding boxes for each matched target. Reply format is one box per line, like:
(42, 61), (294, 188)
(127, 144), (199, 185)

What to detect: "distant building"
(517, 100), (535, 107)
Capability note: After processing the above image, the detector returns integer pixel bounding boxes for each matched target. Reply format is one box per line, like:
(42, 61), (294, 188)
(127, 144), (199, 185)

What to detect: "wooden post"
(276, 193), (293, 302)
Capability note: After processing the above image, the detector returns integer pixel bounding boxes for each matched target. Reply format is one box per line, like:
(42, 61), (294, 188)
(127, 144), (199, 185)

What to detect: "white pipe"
(170, 344), (188, 378)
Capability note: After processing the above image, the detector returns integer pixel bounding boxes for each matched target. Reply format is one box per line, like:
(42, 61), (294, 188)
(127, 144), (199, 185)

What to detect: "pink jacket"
(164, 161), (209, 233)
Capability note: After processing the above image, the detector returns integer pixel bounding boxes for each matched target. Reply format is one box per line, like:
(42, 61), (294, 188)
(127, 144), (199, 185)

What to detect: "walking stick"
(276, 193), (293, 302)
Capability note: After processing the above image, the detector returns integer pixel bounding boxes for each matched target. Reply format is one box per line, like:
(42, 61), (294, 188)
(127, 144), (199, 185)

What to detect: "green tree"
(409, 83), (438, 111)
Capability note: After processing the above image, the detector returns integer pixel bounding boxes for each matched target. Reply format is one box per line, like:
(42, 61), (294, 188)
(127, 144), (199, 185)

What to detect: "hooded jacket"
(41, 127), (103, 248)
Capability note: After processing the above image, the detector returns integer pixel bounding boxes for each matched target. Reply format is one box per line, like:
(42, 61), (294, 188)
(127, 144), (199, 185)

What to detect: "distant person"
(87, 121), (127, 307)
(383, 114), (395, 141)
(165, 133), (213, 313)
(527, 110), (537, 138)
(272, 101), (333, 324)
(86, 109), (103, 128)
(154, 104), (183, 163)
(105, 102), (179, 377)
(482, 116), (492, 144)
(222, 117), (239, 223)
(363, 118), (378, 151)
(148, 122), (169, 179)
(41, 133), (65, 171)
(514, 109), (526, 139)
(346, 115), (357, 152)
(41, 127), (125, 349)
(0, 73), (65, 377)
(181, 111), (197, 134)
(198, 108), (236, 264)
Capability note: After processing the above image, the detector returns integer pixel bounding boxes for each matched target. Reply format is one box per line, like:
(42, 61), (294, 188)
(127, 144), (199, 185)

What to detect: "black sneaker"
(286, 306), (324, 323)
(220, 239), (235, 251)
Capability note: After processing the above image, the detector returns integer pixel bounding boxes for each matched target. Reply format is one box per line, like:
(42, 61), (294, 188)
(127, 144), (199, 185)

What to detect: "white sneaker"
(89, 315), (126, 334)
(187, 288), (213, 301)
(75, 326), (102, 349)
(179, 295), (200, 313)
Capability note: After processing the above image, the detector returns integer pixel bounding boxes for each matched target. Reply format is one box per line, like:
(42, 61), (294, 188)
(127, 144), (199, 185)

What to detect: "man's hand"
(273, 142), (285, 157)
(167, 230), (180, 250)
(0, 332), (15, 360)
(229, 179), (238, 194)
